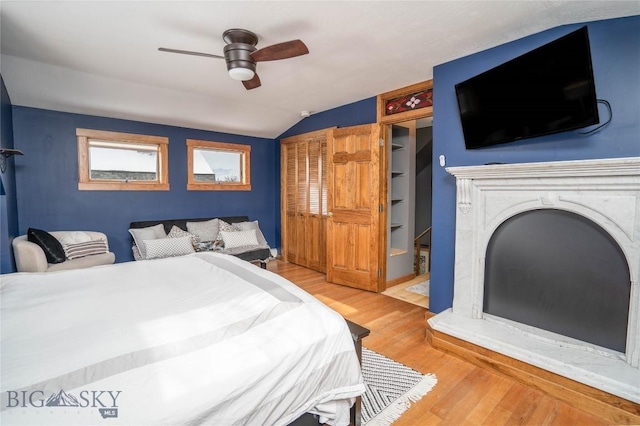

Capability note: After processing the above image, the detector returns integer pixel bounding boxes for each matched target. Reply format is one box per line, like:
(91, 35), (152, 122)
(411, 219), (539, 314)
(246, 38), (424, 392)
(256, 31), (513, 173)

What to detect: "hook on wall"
(0, 149), (24, 173)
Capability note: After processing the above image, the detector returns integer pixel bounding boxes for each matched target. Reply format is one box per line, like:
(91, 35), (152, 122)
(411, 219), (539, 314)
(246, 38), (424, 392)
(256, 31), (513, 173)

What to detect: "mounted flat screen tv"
(456, 26), (599, 149)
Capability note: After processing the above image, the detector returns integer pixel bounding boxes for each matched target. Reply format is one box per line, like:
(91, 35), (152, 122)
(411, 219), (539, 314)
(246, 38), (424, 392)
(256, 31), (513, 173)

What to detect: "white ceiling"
(1, 1), (638, 139)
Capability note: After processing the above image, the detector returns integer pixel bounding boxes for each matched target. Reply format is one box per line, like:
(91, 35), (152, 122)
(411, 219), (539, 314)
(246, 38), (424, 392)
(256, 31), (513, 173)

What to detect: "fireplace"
(484, 208), (631, 353)
(428, 157), (640, 404)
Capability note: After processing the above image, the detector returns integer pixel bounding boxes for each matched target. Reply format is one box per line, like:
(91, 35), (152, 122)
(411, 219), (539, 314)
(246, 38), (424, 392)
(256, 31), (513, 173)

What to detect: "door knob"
(327, 212), (333, 217)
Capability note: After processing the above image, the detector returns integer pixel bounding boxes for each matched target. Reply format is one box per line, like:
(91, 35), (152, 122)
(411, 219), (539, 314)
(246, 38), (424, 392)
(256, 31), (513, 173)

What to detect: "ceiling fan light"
(228, 67), (255, 81)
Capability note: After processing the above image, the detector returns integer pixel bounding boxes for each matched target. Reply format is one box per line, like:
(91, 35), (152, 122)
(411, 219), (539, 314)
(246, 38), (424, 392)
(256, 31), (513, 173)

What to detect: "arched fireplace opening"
(483, 208), (631, 353)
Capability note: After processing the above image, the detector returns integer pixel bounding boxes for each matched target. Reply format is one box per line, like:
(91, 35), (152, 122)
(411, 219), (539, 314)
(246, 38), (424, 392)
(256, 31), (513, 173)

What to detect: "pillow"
(186, 219), (219, 242)
(168, 225), (200, 245)
(216, 220), (240, 245)
(219, 229), (259, 249)
(27, 228), (66, 264)
(56, 231), (92, 246)
(234, 220), (269, 246)
(132, 245), (142, 261)
(63, 239), (108, 260)
(144, 236), (195, 260)
(218, 220), (240, 233)
(129, 224), (167, 259)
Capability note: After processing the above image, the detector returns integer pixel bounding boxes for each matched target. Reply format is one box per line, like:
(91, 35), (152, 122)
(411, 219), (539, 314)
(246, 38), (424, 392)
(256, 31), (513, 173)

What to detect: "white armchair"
(12, 231), (115, 273)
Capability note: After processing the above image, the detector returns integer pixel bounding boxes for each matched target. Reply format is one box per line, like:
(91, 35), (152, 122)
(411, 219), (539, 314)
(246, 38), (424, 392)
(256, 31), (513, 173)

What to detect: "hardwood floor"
(382, 272), (429, 309)
(267, 260), (617, 426)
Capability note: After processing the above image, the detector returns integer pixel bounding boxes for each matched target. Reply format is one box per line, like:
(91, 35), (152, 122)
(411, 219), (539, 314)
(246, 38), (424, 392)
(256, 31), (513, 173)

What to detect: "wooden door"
(326, 124), (382, 292)
(280, 129), (329, 272)
(281, 142), (299, 263)
(294, 142), (308, 265)
(306, 138), (326, 272)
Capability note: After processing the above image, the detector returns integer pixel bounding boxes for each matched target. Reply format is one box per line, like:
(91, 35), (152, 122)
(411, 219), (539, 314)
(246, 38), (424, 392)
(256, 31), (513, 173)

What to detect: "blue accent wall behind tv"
(429, 16), (640, 313)
(11, 107), (278, 263)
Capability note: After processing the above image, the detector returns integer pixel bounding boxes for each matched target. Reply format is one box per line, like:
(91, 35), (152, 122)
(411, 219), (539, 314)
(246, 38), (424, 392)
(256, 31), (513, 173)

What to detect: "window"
(187, 139), (251, 191)
(377, 79), (433, 124)
(76, 129), (169, 191)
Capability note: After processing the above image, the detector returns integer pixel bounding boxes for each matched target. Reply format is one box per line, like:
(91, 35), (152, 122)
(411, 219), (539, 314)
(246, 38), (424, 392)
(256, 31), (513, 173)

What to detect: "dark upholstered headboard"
(129, 216), (250, 235)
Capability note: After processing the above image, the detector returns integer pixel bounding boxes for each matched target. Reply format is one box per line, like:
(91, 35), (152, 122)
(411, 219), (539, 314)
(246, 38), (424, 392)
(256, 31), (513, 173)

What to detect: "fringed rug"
(361, 348), (437, 425)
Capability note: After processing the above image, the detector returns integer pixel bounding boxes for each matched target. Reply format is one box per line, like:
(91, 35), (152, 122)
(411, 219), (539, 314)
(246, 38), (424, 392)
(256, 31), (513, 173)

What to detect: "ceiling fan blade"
(158, 47), (224, 60)
(251, 40), (309, 62)
(243, 74), (262, 90)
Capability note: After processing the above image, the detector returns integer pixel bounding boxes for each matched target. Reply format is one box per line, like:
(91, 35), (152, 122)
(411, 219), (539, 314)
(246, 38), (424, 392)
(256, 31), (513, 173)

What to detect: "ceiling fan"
(159, 28), (309, 90)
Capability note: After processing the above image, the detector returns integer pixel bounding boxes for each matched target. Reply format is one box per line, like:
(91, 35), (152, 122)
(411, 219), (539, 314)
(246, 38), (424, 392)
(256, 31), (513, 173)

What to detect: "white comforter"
(0, 252), (364, 425)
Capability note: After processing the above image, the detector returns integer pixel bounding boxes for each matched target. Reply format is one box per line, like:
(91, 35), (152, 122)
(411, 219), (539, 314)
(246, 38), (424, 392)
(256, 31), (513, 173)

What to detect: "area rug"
(361, 347), (437, 425)
(406, 280), (429, 296)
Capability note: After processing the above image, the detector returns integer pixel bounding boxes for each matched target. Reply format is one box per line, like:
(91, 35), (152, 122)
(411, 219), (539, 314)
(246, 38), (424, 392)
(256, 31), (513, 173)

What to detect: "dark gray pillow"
(27, 228), (66, 264)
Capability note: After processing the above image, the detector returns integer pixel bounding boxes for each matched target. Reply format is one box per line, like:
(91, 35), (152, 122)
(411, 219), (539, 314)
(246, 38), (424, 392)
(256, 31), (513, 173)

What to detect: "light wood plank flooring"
(267, 260), (614, 426)
(382, 273), (430, 309)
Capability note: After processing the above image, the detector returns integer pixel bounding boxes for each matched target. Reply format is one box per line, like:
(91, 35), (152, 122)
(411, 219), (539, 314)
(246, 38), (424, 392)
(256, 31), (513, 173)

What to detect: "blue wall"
(11, 107), (278, 263)
(279, 97), (378, 139)
(0, 76), (19, 273)
(429, 16), (640, 313)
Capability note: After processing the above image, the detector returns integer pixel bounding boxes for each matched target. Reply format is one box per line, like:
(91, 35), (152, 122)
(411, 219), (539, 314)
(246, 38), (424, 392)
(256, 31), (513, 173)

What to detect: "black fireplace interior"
(483, 208), (630, 353)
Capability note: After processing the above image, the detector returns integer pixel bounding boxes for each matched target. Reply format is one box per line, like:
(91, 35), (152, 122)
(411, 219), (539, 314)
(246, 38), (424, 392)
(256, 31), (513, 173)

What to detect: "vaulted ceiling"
(1, 1), (638, 138)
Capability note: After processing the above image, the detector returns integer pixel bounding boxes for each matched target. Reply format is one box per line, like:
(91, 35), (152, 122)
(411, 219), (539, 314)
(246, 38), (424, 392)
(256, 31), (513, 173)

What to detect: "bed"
(0, 252), (365, 425)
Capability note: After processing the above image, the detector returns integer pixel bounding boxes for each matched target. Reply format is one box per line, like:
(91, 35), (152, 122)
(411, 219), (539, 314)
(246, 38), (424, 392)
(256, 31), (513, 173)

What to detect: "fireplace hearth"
(428, 157), (640, 404)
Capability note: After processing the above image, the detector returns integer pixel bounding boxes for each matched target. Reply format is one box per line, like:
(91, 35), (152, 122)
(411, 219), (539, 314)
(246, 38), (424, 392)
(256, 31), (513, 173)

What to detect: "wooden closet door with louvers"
(280, 128), (331, 272)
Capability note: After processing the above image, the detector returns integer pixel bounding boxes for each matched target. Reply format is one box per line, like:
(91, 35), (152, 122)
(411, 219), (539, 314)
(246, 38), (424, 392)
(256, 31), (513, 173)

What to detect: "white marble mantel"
(428, 157), (640, 403)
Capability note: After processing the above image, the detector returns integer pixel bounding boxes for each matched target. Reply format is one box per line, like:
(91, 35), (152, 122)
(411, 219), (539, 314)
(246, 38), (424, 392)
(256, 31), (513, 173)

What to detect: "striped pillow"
(64, 239), (108, 260)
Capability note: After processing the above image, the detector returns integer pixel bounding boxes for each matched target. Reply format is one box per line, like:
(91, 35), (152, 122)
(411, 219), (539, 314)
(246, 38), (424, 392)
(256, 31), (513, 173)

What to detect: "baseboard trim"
(384, 273), (416, 290)
(425, 323), (640, 425)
